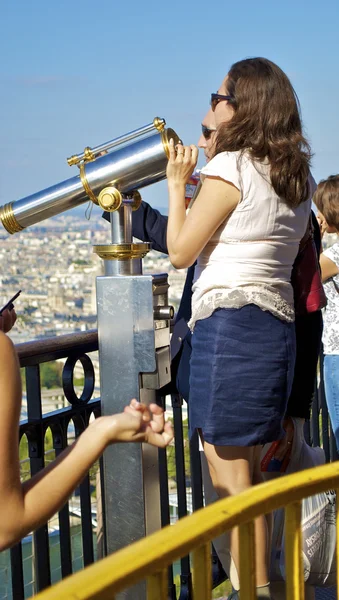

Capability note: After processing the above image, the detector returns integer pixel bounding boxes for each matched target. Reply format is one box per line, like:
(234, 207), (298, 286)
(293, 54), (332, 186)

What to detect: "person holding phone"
(0, 290), (20, 334)
(0, 291), (19, 334)
(0, 308), (17, 333)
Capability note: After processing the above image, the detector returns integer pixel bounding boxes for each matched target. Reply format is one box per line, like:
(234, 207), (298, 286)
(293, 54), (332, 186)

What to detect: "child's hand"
(103, 400), (173, 448)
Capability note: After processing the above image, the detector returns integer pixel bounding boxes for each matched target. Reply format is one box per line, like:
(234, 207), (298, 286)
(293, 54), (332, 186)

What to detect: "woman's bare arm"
(320, 254), (339, 282)
(166, 141), (240, 269)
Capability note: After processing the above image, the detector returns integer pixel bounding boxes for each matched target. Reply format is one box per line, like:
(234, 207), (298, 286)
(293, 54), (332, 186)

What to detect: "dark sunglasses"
(201, 125), (216, 140)
(210, 93), (233, 112)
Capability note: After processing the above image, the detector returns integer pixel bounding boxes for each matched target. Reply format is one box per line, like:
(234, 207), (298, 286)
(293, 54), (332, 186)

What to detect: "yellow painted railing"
(34, 461), (339, 600)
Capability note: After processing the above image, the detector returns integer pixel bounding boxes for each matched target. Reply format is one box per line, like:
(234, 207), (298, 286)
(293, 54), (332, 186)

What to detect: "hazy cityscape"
(0, 209), (186, 346)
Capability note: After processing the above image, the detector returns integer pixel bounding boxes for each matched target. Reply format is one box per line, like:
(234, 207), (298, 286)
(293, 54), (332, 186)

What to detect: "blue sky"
(0, 0), (338, 219)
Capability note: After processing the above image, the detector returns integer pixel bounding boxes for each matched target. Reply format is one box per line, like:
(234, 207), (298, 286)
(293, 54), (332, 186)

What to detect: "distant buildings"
(0, 213), (186, 344)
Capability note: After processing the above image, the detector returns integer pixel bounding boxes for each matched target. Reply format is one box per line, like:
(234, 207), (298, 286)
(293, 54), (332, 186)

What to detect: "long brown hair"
(214, 57), (312, 208)
(313, 175), (339, 230)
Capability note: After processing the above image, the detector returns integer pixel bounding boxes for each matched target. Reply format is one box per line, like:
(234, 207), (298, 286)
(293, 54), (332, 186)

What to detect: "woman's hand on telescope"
(99, 399), (174, 448)
(167, 139), (198, 189)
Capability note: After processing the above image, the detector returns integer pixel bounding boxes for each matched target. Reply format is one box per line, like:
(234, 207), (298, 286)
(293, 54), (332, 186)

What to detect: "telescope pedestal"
(95, 203), (172, 600)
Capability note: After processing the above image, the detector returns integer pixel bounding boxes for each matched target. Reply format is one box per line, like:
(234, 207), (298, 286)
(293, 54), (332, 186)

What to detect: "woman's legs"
(323, 354), (339, 450)
(203, 441), (269, 589)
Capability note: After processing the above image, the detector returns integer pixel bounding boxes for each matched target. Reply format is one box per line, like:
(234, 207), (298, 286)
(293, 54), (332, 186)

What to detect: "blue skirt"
(189, 305), (296, 446)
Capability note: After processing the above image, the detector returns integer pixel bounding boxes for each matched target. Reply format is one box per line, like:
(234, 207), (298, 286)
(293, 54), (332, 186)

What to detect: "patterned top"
(322, 242), (339, 355)
(188, 151), (312, 330)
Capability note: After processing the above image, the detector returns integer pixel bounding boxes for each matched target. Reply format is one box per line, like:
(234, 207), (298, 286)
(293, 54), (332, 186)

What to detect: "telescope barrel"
(67, 118), (165, 166)
(0, 122), (180, 234)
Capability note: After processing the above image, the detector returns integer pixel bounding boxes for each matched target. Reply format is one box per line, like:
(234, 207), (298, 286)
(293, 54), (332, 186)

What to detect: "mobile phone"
(0, 290), (21, 316)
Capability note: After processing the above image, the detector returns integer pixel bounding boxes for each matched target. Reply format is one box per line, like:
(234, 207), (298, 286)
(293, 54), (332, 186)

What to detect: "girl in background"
(314, 175), (339, 450)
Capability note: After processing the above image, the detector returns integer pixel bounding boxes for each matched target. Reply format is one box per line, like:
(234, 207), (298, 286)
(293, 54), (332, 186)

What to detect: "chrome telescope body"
(0, 118), (180, 234)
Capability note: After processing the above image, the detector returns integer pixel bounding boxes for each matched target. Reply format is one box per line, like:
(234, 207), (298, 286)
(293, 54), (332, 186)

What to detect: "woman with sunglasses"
(166, 57), (313, 600)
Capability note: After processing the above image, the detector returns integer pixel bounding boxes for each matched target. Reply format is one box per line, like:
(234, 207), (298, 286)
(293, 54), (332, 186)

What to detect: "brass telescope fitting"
(0, 203), (24, 235)
(97, 187), (122, 212)
(79, 163), (99, 205)
(93, 242), (151, 261)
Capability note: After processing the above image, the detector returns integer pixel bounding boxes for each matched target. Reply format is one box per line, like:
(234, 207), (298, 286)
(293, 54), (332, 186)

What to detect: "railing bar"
(98, 455), (108, 557)
(58, 502), (72, 577)
(158, 446), (171, 527)
(172, 395), (188, 519)
(192, 543), (211, 600)
(238, 520), (256, 600)
(52, 433), (73, 578)
(26, 364), (51, 592)
(171, 393), (192, 590)
(319, 347), (331, 462)
(158, 444), (177, 599)
(322, 401), (331, 463)
(189, 430), (204, 511)
(311, 382), (320, 448)
(147, 569), (168, 599)
(80, 472), (94, 566)
(17, 330), (98, 366)
(10, 543), (25, 599)
(19, 398), (101, 435)
(33, 527), (52, 591)
(285, 502), (304, 600)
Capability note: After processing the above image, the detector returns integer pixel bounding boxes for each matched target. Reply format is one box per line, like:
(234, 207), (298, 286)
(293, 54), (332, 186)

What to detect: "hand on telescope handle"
(0, 309), (17, 333)
(166, 139), (199, 189)
(102, 399), (174, 448)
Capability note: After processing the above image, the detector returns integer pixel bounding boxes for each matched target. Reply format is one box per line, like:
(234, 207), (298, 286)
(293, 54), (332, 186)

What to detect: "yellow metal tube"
(239, 520), (256, 600)
(285, 502), (304, 600)
(192, 542), (212, 600)
(147, 569), (167, 599)
(33, 462), (339, 600)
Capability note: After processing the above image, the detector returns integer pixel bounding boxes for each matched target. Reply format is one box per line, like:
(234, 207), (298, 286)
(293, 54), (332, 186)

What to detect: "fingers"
(124, 400), (151, 422)
(169, 138), (176, 162)
(171, 141), (198, 164)
(148, 403), (165, 433)
(145, 421), (174, 448)
(191, 145), (199, 165)
(122, 400), (173, 447)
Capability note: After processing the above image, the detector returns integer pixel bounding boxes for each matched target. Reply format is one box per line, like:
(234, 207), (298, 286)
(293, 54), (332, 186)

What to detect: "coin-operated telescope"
(1, 118), (181, 600)
(0, 117), (179, 233)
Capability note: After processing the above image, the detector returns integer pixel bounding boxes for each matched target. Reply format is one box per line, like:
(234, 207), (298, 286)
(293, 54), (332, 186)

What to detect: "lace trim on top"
(188, 286), (294, 331)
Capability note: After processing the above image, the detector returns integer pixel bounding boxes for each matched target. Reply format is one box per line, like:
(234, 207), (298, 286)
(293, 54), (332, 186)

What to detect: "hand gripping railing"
(32, 461), (339, 600)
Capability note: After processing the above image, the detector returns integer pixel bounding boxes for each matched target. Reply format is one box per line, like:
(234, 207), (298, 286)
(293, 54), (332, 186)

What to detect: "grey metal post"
(95, 199), (170, 599)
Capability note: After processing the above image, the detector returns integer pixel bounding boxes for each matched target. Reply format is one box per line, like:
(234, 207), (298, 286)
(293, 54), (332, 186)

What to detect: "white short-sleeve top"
(322, 242), (339, 355)
(189, 151), (312, 330)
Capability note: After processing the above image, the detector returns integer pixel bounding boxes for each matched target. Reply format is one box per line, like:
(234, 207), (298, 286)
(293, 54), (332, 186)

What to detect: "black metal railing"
(0, 331), (335, 599)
